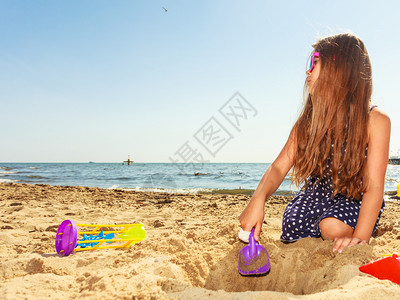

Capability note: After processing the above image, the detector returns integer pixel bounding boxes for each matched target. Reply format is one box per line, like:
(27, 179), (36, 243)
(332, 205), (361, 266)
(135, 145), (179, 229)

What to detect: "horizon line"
(0, 161), (271, 164)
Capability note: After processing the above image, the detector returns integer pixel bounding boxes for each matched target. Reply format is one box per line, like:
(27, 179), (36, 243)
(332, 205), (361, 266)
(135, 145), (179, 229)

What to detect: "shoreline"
(1, 182), (400, 299)
(1, 181), (399, 198)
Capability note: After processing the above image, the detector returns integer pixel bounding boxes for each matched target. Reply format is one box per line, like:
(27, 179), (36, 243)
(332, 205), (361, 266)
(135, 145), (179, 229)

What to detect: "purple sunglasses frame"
(308, 52), (320, 72)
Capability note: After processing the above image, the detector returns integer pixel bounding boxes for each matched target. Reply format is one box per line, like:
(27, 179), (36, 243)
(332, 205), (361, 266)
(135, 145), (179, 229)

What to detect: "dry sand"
(1, 182), (400, 299)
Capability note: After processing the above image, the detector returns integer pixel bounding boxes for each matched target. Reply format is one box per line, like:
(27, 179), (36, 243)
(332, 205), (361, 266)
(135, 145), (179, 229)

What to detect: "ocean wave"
(0, 166), (12, 170)
(107, 184), (121, 189)
(384, 192), (400, 202)
(27, 175), (48, 179)
(123, 187), (214, 195)
(385, 176), (400, 183)
(0, 178), (20, 183)
(0, 171), (18, 175)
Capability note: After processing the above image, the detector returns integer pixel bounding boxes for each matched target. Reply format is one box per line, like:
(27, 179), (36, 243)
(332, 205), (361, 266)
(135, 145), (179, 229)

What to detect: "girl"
(239, 33), (391, 253)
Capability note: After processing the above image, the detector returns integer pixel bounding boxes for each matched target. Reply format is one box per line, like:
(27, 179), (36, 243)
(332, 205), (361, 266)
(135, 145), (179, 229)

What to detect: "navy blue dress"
(280, 172), (385, 242)
(280, 107), (385, 242)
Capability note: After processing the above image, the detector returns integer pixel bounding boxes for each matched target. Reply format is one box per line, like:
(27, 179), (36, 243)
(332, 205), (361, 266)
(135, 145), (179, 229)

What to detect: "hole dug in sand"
(204, 237), (374, 295)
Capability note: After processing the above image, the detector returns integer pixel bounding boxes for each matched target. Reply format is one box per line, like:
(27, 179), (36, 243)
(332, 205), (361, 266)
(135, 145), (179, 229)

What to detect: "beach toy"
(55, 220), (145, 256)
(397, 182), (400, 198)
(359, 254), (400, 284)
(77, 231), (116, 248)
(238, 228), (270, 276)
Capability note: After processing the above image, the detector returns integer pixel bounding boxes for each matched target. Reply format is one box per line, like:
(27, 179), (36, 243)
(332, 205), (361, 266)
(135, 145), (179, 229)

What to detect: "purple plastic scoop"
(238, 228), (270, 276)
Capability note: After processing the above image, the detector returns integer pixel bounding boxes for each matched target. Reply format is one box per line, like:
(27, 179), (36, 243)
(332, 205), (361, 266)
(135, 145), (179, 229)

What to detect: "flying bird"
(162, 7), (167, 12)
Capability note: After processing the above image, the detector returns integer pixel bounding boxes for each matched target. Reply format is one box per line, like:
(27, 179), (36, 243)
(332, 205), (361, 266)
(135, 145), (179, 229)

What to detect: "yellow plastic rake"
(55, 220), (146, 256)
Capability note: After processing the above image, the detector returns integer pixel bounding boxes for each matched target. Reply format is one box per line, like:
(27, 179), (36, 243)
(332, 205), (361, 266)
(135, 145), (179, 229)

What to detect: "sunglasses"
(307, 52), (320, 72)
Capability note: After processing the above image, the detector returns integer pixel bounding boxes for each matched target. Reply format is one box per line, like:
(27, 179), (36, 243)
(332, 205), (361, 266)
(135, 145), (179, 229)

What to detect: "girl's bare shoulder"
(369, 107), (391, 136)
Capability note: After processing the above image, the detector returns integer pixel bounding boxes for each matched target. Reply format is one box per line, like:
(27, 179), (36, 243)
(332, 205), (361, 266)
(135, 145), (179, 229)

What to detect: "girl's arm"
(354, 108), (391, 239)
(239, 126), (296, 241)
(333, 108), (391, 252)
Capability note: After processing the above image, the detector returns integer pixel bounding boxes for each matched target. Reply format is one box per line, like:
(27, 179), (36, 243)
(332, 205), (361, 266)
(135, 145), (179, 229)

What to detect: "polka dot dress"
(280, 166), (385, 243)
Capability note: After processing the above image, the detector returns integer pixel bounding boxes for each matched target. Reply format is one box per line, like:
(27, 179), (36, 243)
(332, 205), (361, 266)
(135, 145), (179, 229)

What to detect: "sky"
(1, 0), (399, 163)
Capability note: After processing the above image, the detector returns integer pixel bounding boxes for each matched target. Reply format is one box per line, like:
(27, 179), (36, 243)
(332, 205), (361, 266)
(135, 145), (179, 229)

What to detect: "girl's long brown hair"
(292, 33), (372, 199)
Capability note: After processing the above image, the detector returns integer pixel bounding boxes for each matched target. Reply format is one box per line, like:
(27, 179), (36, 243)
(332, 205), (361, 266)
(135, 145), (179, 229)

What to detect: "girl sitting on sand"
(239, 33), (391, 253)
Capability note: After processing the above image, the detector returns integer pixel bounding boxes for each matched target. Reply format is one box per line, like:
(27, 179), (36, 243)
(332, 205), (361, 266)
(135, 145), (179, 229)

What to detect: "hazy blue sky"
(1, 1), (399, 163)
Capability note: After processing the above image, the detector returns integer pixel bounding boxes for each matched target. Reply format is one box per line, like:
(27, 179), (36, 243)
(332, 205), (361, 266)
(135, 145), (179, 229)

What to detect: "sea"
(0, 163), (399, 196)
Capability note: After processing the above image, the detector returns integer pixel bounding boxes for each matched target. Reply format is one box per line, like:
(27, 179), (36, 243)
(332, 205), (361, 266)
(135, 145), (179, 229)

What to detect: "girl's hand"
(239, 197), (265, 242)
(332, 237), (368, 253)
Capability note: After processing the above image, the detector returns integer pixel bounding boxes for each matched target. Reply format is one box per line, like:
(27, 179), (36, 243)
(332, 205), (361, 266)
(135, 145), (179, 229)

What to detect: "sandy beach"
(1, 182), (400, 299)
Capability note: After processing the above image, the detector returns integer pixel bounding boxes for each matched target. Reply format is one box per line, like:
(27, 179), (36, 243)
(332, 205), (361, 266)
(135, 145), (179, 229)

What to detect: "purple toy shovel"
(238, 228), (270, 276)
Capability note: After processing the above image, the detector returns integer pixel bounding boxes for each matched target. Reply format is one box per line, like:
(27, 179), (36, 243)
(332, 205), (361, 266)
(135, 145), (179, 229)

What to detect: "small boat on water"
(123, 155), (134, 166)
